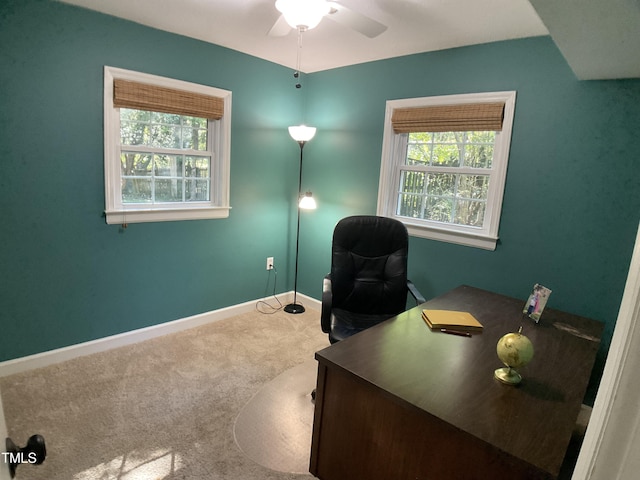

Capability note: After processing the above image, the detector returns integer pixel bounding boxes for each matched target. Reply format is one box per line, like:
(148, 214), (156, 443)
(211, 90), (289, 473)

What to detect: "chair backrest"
(330, 215), (409, 316)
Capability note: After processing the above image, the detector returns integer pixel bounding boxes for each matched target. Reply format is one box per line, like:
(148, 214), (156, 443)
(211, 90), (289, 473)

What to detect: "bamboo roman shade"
(391, 102), (505, 133)
(113, 79), (224, 120)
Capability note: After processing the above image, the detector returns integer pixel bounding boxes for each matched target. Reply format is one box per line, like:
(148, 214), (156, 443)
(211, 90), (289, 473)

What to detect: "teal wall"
(297, 39), (640, 395)
(0, 0), (306, 360)
(2, 1), (640, 401)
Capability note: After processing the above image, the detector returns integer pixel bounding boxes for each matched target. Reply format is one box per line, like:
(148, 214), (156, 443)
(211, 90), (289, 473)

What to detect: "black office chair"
(321, 215), (426, 344)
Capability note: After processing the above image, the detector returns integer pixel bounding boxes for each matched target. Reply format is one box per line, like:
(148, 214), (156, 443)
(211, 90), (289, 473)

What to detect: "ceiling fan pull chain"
(294, 26), (303, 88)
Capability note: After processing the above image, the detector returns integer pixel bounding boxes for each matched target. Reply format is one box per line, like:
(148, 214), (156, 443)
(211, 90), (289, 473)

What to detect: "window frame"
(104, 66), (232, 224)
(377, 91), (516, 250)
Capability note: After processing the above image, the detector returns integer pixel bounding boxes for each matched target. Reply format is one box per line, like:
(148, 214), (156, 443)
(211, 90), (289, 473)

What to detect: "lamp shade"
(275, 0), (330, 30)
(299, 192), (317, 210)
(288, 125), (317, 143)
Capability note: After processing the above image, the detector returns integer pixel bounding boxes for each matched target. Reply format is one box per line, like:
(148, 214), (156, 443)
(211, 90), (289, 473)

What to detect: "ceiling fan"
(269, 0), (388, 38)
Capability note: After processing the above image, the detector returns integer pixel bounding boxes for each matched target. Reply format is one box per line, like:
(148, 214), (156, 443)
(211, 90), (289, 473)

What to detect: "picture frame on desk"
(523, 283), (552, 323)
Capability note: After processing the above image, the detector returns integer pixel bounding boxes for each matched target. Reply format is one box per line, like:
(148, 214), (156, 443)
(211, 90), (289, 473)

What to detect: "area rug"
(234, 359), (318, 474)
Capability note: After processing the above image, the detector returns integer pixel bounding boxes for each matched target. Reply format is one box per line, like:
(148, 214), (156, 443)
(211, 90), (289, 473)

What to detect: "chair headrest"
(333, 215), (408, 257)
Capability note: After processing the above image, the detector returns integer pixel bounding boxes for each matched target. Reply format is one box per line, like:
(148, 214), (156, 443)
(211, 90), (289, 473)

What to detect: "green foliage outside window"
(119, 109), (211, 204)
(397, 131), (495, 227)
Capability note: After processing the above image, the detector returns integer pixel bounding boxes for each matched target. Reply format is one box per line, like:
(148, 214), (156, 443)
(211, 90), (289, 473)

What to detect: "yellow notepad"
(422, 309), (483, 333)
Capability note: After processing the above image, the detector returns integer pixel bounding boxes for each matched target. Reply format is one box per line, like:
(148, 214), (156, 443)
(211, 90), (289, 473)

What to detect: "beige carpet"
(0, 306), (329, 479)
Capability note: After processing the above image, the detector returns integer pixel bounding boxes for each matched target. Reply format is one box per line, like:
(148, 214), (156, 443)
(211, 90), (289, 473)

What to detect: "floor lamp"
(284, 125), (317, 314)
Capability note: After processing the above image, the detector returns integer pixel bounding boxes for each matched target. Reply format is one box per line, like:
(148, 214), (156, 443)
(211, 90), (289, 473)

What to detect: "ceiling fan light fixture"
(275, 0), (330, 30)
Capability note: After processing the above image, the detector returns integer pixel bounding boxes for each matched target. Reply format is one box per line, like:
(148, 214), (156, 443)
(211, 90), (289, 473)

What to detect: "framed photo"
(523, 284), (552, 323)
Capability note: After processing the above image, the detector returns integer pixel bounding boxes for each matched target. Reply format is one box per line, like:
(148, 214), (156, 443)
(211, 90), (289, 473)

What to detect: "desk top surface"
(315, 285), (604, 477)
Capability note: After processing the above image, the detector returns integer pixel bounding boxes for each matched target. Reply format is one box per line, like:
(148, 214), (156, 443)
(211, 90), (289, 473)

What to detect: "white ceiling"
(58, 0), (640, 79)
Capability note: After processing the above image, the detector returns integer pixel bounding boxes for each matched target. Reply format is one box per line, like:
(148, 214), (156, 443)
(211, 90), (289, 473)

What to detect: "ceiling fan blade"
(326, 2), (387, 38)
(268, 14), (292, 37)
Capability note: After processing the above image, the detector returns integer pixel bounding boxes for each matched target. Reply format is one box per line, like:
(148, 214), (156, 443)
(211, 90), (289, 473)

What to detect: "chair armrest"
(407, 280), (426, 305)
(321, 274), (332, 333)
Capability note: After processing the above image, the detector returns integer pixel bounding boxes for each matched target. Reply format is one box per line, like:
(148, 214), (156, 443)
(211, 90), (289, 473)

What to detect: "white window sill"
(402, 220), (498, 250)
(105, 206), (230, 225)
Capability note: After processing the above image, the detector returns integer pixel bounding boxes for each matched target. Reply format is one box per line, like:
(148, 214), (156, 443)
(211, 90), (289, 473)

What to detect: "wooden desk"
(310, 285), (603, 480)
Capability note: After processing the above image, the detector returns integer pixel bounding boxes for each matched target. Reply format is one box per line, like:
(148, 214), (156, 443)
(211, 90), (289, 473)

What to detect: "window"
(377, 91), (516, 250)
(104, 66), (232, 224)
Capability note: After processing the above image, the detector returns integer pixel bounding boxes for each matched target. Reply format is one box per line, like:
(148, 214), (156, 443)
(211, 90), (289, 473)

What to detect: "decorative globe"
(494, 330), (534, 385)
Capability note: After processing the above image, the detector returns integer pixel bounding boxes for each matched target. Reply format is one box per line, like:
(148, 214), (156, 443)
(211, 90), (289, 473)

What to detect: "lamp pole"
(285, 140), (307, 314)
(284, 125), (316, 314)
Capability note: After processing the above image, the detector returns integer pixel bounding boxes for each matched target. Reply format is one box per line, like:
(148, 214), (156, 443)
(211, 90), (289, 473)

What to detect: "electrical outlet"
(266, 257), (274, 270)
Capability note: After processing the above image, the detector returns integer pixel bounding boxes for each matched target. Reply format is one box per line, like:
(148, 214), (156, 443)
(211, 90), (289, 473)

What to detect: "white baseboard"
(0, 292), (320, 378)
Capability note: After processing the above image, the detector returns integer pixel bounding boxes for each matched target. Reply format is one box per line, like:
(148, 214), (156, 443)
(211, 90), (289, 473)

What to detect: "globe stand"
(494, 366), (522, 385)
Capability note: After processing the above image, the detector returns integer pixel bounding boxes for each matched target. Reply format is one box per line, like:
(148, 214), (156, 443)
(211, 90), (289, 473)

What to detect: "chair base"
(284, 303), (305, 314)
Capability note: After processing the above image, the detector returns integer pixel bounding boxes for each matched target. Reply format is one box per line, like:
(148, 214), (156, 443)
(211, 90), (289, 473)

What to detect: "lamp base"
(284, 303), (305, 314)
